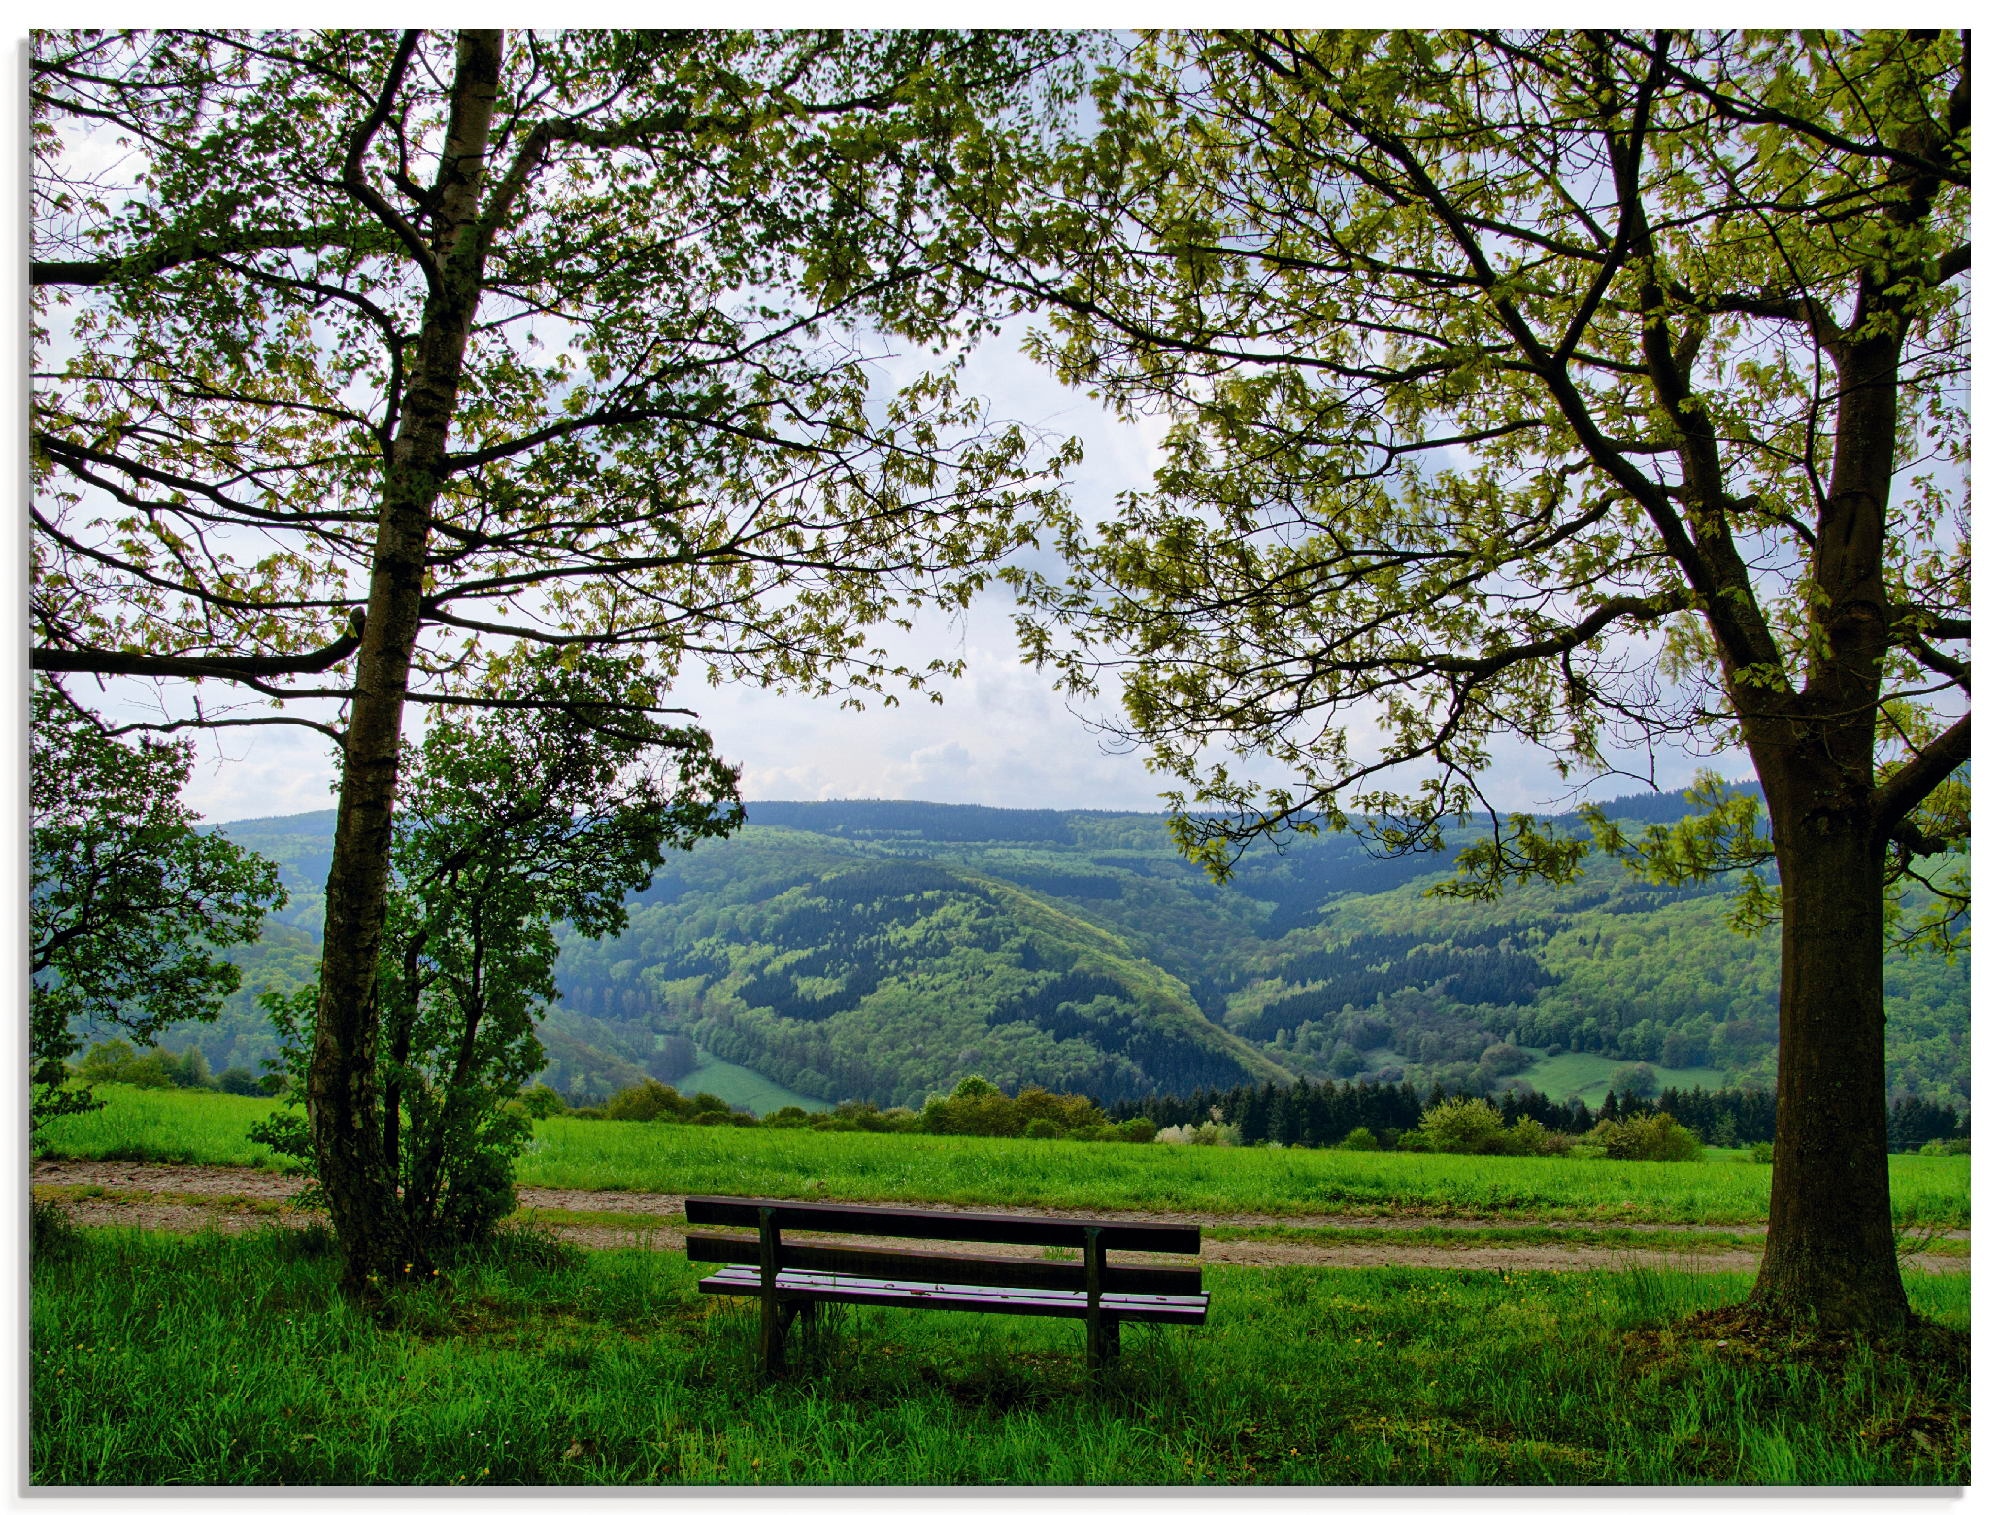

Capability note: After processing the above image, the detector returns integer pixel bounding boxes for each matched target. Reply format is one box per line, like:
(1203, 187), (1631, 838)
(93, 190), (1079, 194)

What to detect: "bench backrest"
(684, 1195), (1201, 1254)
(685, 1233), (1202, 1294)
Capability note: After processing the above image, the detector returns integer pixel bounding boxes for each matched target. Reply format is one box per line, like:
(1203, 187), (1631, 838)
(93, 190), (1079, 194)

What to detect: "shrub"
(1588, 1112), (1704, 1161)
(1418, 1097), (1511, 1155)
(762, 1106), (813, 1129)
(215, 1066), (263, 1096)
(1739, 1141), (1774, 1163)
(1919, 1137), (1971, 1156)
(604, 1078), (693, 1122)
(1115, 1118), (1157, 1143)
(1013, 1084), (1107, 1135)
(1503, 1115), (1567, 1157)
(915, 1080), (1109, 1139)
(513, 1083), (567, 1119)
(1155, 1121), (1240, 1147)
(1337, 1126), (1379, 1152)
(76, 1040), (173, 1090)
(1023, 1118), (1061, 1140)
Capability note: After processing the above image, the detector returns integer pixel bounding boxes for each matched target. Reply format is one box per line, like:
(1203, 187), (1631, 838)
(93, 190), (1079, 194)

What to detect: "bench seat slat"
(697, 1264), (1209, 1325)
(684, 1195), (1200, 1254)
(686, 1232), (1201, 1295)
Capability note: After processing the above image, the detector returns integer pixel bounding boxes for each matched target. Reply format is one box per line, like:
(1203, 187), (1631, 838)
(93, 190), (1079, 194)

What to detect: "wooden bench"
(685, 1195), (1207, 1375)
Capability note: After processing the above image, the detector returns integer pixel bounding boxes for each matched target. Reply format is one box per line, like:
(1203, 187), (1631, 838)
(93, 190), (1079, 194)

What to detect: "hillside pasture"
(673, 1048), (831, 1115)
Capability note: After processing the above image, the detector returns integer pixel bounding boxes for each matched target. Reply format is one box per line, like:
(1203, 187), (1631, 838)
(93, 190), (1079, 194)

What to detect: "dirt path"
(31, 1159), (1969, 1274)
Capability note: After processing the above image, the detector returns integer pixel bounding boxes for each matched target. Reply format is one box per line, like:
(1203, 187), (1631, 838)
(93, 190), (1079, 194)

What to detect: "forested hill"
(187, 792), (1969, 1111)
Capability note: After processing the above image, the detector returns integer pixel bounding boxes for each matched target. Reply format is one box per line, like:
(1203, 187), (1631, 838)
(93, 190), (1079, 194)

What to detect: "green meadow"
(35, 1085), (1970, 1229)
(30, 1224), (1969, 1486)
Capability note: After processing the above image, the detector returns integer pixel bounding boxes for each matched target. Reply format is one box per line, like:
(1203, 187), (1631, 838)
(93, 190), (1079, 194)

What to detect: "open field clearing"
(29, 1224), (1967, 1486)
(36, 1086), (1970, 1228)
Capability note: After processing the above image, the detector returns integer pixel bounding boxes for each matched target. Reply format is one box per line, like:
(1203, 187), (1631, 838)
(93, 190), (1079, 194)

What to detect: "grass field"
(35, 1085), (1970, 1228)
(672, 1047), (831, 1116)
(29, 1223), (1968, 1486)
(1516, 1051), (1734, 1103)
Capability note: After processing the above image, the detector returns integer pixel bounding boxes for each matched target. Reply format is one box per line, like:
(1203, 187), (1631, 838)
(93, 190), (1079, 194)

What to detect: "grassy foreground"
(38, 1086), (1971, 1228)
(31, 1224), (1966, 1487)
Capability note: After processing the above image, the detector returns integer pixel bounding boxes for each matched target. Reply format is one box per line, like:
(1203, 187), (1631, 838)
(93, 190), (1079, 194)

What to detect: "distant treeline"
(1107, 1079), (1969, 1151)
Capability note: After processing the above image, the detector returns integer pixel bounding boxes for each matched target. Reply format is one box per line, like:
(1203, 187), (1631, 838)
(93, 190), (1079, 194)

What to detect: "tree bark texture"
(1732, 323), (1917, 1334)
(1750, 803), (1909, 1331)
(308, 28), (503, 1298)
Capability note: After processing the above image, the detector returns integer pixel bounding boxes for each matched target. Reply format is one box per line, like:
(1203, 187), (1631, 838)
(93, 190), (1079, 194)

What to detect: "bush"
(1155, 1121), (1240, 1147)
(513, 1083), (567, 1119)
(1588, 1112), (1704, 1162)
(1337, 1126), (1379, 1152)
(1115, 1118), (1157, 1144)
(762, 1105), (813, 1129)
(1418, 1097), (1511, 1155)
(1023, 1118), (1061, 1140)
(75, 1040), (173, 1090)
(1504, 1115), (1569, 1157)
(1919, 1137), (1971, 1156)
(916, 1080), (1108, 1139)
(1739, 1141), (1773, 1163)
(603, 1078), (694, 1122)
(215, 1066), (263, 1096)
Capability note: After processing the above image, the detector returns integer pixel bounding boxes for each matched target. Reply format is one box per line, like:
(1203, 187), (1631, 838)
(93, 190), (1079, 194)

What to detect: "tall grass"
(35, 1086), (1971, 1228)
(32, 1085), (285, 1167)
(515, 1120), (1971, 1226)
(29, 1226), (1968, 1486)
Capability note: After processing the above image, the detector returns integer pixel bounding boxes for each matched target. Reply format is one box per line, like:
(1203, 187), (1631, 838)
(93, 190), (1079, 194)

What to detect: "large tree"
(994, 30), (1967, 1332)
(31, 28), (1079, 1295)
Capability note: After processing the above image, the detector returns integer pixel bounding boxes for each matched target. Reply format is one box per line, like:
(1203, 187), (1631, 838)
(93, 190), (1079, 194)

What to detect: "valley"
(175, 793), (1968, 1114)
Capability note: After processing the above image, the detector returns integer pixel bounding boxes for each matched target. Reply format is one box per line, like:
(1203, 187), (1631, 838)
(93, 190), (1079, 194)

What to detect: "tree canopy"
(1003, 29), (1965, 877)
(32, 29), (1079, 722)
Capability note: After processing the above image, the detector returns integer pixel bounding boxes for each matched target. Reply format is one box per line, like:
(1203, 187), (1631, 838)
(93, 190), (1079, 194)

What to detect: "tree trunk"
(306, 29), (504, 1300)
(1747, 798), (1912, 1334)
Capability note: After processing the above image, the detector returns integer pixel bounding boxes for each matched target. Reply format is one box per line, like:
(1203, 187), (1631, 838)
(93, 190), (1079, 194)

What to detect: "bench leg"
(760, 1298), (820, 1375)
(760, 1294), (787, 1375)
(1087, 1314), (1120, 1375)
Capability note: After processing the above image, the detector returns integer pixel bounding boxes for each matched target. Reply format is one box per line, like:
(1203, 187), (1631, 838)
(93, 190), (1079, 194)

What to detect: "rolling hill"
(167, 792), (1969, 1111)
